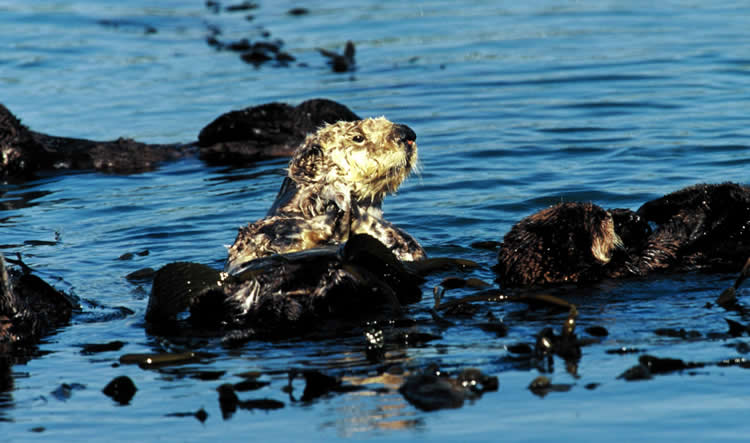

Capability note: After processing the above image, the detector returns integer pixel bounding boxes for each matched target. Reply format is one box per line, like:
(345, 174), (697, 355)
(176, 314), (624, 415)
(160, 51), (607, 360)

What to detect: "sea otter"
(0, 98), (359, 179)
(495, 183), (750, 288)
(225, 117), (425, 274)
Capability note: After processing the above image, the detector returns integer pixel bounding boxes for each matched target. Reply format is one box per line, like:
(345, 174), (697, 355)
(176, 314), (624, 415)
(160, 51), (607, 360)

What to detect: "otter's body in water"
(496, 183), (750, 288)
(225, 117), (425, 274)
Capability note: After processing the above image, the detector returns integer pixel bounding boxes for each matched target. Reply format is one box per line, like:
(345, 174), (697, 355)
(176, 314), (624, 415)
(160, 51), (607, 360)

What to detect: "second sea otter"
(496, 183), (750, 287)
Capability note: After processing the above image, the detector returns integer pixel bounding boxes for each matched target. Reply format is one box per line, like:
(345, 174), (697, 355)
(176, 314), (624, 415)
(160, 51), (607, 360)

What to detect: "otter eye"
(352, 135), (365, 143)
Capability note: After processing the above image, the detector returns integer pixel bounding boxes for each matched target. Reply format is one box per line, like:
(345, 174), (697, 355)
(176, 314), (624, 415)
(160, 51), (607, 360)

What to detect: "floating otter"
(147, 234), (423, 338)
(225, 116), (425, 274)
(495, 202), (628, 287)
(197, 98), (359, 164)
(0, 255), (76, 350)
(0, 99), (359, 180)
(496, 183), (750, 288)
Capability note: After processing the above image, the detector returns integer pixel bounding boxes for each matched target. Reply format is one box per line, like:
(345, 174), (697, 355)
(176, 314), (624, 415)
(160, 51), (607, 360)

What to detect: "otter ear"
(289, 142), (323, 181)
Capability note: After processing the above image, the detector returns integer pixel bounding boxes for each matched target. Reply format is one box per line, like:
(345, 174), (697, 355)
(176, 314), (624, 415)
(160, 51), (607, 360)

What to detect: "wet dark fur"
(0, 104), (187, 180)
(197, 98), (360, 163)
(496, 183), (750, 288)
(1, 255), (76, 349)
(496, 203), (624, 287)
(148, 234), (422, 338)
(1, 98), (359, 179)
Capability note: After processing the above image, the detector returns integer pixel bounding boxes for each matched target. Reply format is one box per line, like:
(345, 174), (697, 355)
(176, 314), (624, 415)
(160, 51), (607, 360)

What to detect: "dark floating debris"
(476, 320), (508, 337)
(225, 1), (258, 12)
(584, 326), (609, 337)
(165, 408), (209, 423)
(717, 357), (750, 369)
(527, 376), (572, 397)
(507, 343), (533, 355)
(239, 398), (285, 410)
(653, 328), (701, 339)
(618, 355), (704, 381)
(233, 378), (270, 392)
(118, 249), (148, 261)
(80, 340), (125, 355)
(617, 364), (652, 381)
(217, 383), (239, 419)
(725, 318), (749, 337)
(605, 347), (644, 355)
(439, 276), (490, 290)
(398, 367), (498, 412)
(716, 257), (750, 308)
(125, 267), (155, 282)
(287, 369), (362, 403)
(51, 382), (85, 402)
(318, 41), (356, 73)
(288, 7), (309, 16)
(97, 19), (157, 35)
(218, 382), (285, 420)
(102, 376), (137, 405)
(205, 0), (220, 13)
(119, 352), (212, 369)
(1, 253), (77, 349)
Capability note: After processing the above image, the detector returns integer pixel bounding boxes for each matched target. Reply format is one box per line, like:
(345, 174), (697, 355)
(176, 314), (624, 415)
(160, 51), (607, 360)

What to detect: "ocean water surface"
(2, 0), (750, 441)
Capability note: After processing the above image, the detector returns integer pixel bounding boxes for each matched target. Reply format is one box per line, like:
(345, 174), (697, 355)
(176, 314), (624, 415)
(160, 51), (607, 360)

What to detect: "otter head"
(288, 117), (417, 207)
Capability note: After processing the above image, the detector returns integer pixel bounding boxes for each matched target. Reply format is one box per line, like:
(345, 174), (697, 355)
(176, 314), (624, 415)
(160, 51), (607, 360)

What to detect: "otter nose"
(394, 124), (416, 144)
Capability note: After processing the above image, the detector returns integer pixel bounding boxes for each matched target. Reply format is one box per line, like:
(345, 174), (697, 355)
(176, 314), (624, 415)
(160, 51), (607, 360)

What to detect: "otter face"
(288, 117), (417, 205)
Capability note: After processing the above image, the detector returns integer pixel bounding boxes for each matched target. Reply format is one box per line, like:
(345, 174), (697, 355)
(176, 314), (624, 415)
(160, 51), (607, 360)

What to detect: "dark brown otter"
(496, 183), (750, 288)
(0, 103), (188, 180)
(197, 98), (360, 164)
(635, 182), (750, 273)
(0, 98), (359, 180)
(495, 202), (627, 287)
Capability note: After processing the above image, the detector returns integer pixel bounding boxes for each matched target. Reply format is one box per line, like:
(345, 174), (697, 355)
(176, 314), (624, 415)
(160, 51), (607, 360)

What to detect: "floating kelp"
(119, 352), (213, 369)
(318, 41), (356, 73)
(102, 376), (137, 405)
(716, 257), (750, 308)
(217, 383), (284, 420)
(398, 366), (498, 412)
(527, 376), (573, 397)
(1, 254), (77, 351)
(165, 408), (208, 423)
(146, 234), (423, 339)
(286, 369), (363, 403)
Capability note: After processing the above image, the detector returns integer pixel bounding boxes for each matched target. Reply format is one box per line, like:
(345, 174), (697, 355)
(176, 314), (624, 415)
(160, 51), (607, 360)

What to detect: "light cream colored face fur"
(591, 214), (623, 264)
(288, 117), (417, 205)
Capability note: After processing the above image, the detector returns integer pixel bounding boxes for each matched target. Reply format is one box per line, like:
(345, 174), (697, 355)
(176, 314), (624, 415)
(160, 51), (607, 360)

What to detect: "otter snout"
(394, 124), (416, 145)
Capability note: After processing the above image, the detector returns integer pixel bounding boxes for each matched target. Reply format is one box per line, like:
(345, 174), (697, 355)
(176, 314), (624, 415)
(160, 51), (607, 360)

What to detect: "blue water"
(2, 1), (750, 441)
